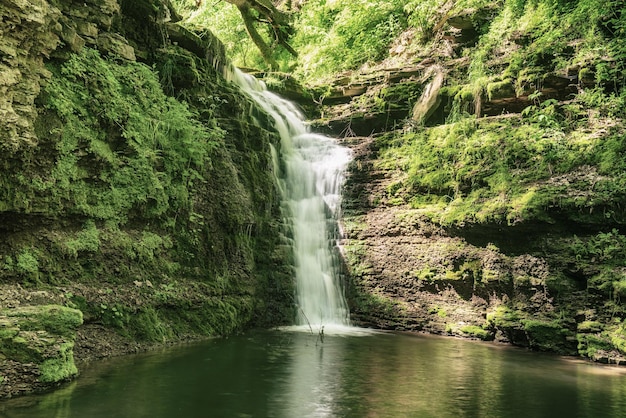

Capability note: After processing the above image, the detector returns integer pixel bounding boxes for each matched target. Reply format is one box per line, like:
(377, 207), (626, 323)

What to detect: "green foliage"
(65, 220), (100, 258)
(521, 94), (563, 129)
(466, 0), (626, 96)
(134, 232), (172, 262)
(128, 307), (172, 342)
(177, 1), (264, 70)
(403, 0), (440, 41)
(487, 306), (576, 354)
(292, 0), (407, 81)
(38, 48), (220, 226)
(577, 88), (626, 118)
(577, 320), (604, 333)
(522, 319), (576, 354)
(577, 322), (626, 359)
(177, 0), (408, 80)
(97, 303), (129, 330)
(486, 305), (520, 328)
(570, 229), (626, 265)
(376, 116), (601, 225)
(564, 230), (626, 299)
(577, 333), (612, 358)
(15, 249), (40, 278)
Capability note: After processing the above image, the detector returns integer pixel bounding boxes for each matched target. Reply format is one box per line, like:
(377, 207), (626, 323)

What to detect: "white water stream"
(227, 68), (352, 329)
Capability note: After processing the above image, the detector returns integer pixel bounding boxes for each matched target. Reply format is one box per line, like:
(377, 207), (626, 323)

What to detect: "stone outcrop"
(309, 65), (428, 136)
(1, 0), (62, 152)
(0, 305), (83, 397)
(411, 65), (445, 123)
(314, 3), (626, 364)
(340, 135), (577, 355)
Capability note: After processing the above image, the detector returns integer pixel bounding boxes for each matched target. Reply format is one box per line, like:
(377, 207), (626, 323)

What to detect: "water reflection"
(2, 331), (626, 417)
(272, 331), (626, 418)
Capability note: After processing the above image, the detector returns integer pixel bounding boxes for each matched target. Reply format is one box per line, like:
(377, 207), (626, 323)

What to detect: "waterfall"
(227, 67), (351, 328)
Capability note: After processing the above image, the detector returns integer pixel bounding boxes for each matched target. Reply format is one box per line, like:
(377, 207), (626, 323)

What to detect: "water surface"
(2, 329), (626, 417)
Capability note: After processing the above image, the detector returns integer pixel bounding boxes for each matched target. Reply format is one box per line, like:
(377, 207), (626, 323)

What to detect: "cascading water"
(227, 67), (351, 329)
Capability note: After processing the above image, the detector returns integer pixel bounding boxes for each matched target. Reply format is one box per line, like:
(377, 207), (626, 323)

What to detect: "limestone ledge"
(0, 0), (178, 153)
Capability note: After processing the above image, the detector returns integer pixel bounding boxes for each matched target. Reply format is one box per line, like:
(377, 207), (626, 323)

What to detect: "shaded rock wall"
(0, 0), (294, 397)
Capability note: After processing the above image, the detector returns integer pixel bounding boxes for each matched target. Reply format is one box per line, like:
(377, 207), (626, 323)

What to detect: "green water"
(2, 328), (626, 418)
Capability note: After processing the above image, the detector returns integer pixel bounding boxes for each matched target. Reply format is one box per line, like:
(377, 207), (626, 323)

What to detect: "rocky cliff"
(305, 2), (626, 364)
(0, 0), (293, 397)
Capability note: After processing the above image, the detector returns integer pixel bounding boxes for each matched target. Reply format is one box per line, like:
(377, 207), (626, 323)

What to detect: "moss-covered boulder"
(0, 305), (83, 393)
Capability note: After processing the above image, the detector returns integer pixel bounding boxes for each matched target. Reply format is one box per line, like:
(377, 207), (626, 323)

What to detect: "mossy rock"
(486, 78), (515, 101)
(522, 319), (577, 355)
(0, 305), (83, 384)
(577, 333), (613, 359)
(487, 306), (576, 354)
(460, 325), (493, 341)
(3, 306), (83, 338)
(39, 342), (78, 383)
(486, 305), (521, 329)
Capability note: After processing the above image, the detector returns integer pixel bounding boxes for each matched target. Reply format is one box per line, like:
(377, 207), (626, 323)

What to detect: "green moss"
(39, 342), (78, 383)
(577, 321), (603, 333)
(486, 305), (520, 328)
(374, 112), (626, 226)
(29, 48), (221, 225)
(4, 306), (83, 338)
(460, 260), (482, 282)
(456, 86), (475, 103)
(0, 323), (19, 340)
(460, 325), (493, 340)
(350, 291), (400, 320)
(64, 220), (100, 258)
(522, 319), (576, 354)
(162, 296), (251, 337)
(577, 333), (613, 358)
(576, 322), (626, 359)
(608, 324), (626, 354)
(416, 267), (437, 281)
(128, 307), (172, 342)
(0, 334), (43, 363)
(487, 306), (576, 354)
(482, 269), (500, 282)
(444, 270), (462, 280)
(486, 78), (514, 101)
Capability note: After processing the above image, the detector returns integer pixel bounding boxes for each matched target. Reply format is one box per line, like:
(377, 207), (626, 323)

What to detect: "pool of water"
(2, 328), (625, 417)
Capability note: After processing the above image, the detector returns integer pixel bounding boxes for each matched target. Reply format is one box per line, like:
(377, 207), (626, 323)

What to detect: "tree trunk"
(223, 0), (297, 68)
(237, 4), (279, 69)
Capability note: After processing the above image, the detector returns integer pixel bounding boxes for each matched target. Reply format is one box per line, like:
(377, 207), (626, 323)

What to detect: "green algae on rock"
(0, 305), (83, 389)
